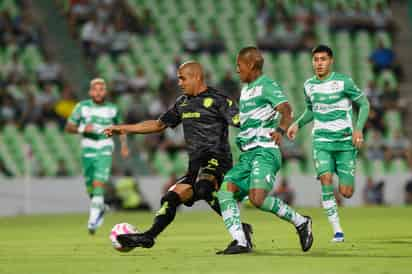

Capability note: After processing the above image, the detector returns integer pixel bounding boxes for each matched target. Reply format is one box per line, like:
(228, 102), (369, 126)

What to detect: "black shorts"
(175, 153), (232, 205)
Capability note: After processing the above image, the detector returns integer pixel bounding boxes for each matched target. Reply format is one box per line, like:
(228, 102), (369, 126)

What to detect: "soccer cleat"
(216, 240), (252, 255)
(87, 209), (105, 235)
(117, 233), (155, 248)
(331, 232), (344, 243)
(296, 216), (313, 252)
(88, 227), (96, 235)
(242, 223), (254, 248)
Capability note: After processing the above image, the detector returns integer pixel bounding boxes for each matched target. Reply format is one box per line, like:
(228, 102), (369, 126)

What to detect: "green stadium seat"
(376, 70), (397, 90)
(152, 151), (174, 177)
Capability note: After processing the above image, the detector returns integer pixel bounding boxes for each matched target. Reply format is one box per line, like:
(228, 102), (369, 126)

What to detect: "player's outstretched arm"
(65, 122), (94, 134)
(352, 96), (370, 149)
(270, 102), (292, 145)
(287, 105), (314, 140)
(104, 120), (167, 137)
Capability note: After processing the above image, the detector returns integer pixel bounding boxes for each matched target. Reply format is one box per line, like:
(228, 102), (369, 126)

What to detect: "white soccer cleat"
(331, 232), (344, 243)
(87, 209), (105, 234)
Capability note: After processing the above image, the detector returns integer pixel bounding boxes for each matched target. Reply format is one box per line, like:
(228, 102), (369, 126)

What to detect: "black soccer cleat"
(242, 223), (254, 248)
(117, 233), (155, 248)
(216, 240), (252, 255)
(296, 216), (313, 252)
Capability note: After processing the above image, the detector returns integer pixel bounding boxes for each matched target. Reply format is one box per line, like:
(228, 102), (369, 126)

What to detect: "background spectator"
(363, 177), (385, 205)
(182, 19), (202, 54)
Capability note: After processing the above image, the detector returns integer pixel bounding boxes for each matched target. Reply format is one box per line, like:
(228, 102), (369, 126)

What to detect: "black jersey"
(159, 87), (239, 160)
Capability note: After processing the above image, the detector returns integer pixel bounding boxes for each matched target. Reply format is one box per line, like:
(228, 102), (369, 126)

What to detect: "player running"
(287, 45), (370, 242)
(216, 47), (313, 255)
(65, 78), (129, 234)
(104, 61), (253, 249)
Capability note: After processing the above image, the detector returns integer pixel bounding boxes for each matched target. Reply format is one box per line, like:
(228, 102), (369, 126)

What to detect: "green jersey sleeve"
(263, 81), (288, 108)
(296, 88), (314, 129)
(113, 106), (123, 125)
(67, 102), (82, 125)
(344, 77), (364, 102)
(303, 87), (313, 111)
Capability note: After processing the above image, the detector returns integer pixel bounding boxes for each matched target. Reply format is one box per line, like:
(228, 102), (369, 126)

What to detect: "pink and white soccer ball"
(110, 223), (138, 252)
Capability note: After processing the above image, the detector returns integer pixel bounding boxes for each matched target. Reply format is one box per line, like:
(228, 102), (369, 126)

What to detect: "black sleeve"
(217, 95), (240, 128)
(158, 98), (182, 128)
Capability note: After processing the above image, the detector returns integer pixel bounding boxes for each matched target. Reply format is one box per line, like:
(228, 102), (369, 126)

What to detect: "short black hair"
(312, 45), (333, 57)
(238, 46), (264, 71)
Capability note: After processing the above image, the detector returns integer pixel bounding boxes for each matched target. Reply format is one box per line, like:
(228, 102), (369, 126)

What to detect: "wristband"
(275, 127), (286, 136)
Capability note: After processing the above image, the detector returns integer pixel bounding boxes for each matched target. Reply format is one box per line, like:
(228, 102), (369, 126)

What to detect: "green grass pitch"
(0, 207), (411, 274)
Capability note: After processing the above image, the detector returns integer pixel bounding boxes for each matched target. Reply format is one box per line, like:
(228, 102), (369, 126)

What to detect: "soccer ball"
(110, 223), (138, 252)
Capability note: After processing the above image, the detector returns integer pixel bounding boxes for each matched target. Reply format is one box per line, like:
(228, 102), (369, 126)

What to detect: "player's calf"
(144, 191), (182, 241)
(339, 185), (354, 198)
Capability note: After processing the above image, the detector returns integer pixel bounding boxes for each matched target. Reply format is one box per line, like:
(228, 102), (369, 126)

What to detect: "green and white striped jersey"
(237, 75), (288, 151)
(303, 72), (365, 151)
(68, 99), (122, 157)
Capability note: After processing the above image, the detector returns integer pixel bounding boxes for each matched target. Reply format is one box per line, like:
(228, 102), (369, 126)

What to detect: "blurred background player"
(65, 78), (129, 234)
(104, 61), (253, 249)
(287, 45), (370, 242)
(216, 47), (313, 255)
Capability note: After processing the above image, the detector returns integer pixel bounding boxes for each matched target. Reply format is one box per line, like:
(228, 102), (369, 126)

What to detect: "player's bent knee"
(319, 173), (333, 185)
(248, 194), (265, 208)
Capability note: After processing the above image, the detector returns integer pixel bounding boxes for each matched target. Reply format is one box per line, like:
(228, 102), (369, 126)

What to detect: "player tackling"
(287, 45), (370, 242)
(104, 61), (253, 250)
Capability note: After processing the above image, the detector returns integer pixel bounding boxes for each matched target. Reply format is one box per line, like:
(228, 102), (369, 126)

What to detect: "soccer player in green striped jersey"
(287, 45), (370, 242)
(65, 78), (129, 234)
(216, 47), (313, 255)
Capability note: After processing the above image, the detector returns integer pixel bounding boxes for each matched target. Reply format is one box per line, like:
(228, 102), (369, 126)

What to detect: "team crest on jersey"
(179, 97), (188, 106)
(241, 86), (262, 100)
(307, 84), (315, 93)
(203, 98), (214, 108)
(331, 81), (340, 92)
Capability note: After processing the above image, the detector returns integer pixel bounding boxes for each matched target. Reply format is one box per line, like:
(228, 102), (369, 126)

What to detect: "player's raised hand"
(352, 130), (364, 149)
(287, 124), (298, 140)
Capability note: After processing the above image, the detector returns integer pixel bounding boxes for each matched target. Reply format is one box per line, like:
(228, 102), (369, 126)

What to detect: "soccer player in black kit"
(104, 61), (253, 250)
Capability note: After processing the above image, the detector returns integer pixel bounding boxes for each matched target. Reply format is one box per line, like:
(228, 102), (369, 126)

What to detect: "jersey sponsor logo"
(313, 99), (351, 115)
(182, 112), (201, 119)
(241, 85), (263, 101)
(203, 97), (214, 108)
